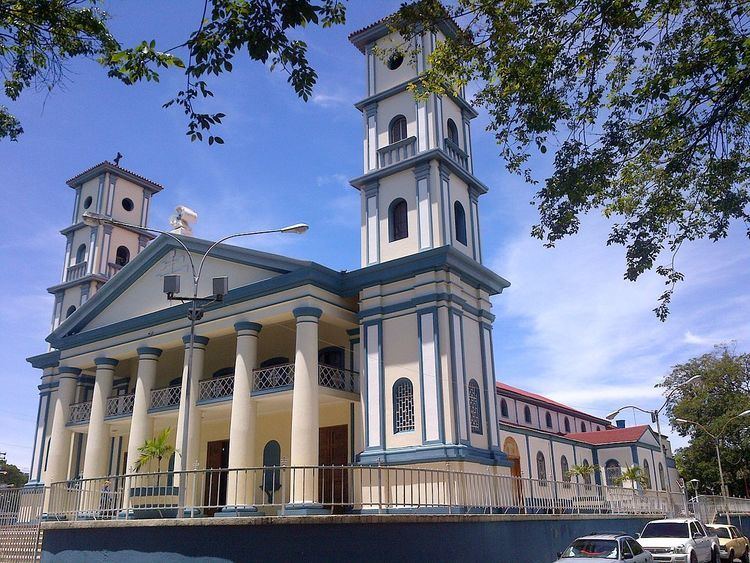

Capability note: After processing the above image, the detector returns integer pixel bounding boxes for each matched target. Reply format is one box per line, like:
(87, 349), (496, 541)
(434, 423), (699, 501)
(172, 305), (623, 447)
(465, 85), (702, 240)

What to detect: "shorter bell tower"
(48, 161), (163, 331)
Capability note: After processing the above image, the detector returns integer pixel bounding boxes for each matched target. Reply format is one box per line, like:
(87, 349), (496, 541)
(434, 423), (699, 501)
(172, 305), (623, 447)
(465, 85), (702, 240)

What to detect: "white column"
(174, 334), (208, 507)
(45, 367), (81, 485)
(124, 347), (162, 474)
(225, 322), (261, 510)
(82, 358), (117, 480)
(288, 307), (322, 509)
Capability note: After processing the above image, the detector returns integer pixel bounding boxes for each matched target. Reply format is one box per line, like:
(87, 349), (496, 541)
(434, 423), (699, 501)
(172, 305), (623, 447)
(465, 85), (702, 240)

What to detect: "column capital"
(293, 307), (323, 320)
(94, 357), (119, 367)
(58, 366), (82, 376)
(234, 321), (263, 334)
(183, 334), (210, 346)
(137, 346), (163, 358)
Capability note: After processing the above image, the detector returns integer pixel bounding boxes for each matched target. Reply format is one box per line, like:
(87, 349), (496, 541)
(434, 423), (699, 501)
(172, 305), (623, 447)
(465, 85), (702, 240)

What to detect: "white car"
(637, 519), (720, 563)
(554, 533), (654, 562)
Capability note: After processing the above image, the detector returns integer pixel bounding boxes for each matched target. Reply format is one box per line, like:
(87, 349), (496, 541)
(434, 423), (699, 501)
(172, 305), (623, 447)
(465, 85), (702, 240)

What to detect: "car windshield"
(641, 522), (690, 538)
(710, 527), (731, 539)
(561, 539), (619, 559)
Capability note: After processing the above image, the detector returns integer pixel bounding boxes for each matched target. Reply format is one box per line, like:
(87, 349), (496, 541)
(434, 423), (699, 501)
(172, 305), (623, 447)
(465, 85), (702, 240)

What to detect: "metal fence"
(0, 486), (44, 562)
(691, 495), (750, 523)
(45, 465), (677, 521)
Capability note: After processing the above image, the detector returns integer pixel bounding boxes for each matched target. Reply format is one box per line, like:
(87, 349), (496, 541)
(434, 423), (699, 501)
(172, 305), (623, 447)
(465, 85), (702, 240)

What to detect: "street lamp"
(82, 211), (308, 517)
(675, 409), (750, 525)
(606, 375), (702, 515)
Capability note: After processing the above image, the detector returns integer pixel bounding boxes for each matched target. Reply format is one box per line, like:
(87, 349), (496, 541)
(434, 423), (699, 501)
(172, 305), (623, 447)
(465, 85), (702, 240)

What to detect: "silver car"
(555, 533), (654, 562)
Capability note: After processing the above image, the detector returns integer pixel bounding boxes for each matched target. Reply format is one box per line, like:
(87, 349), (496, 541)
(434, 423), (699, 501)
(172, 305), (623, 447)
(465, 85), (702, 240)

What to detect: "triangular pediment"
(638, 427), (661, 447)
(49, 235), (311, 343)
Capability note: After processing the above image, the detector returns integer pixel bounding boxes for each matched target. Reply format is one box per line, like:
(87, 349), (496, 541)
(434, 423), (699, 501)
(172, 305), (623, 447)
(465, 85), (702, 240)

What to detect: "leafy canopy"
(389, 0), (750, 319)
(0, 0), (347, 145)
(133, 427), (175, 473)
(660, 344), (750, 496)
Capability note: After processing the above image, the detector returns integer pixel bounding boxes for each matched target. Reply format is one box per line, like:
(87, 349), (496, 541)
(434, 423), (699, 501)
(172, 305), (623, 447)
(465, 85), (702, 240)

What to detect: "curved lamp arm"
(605, 405), (653, 421)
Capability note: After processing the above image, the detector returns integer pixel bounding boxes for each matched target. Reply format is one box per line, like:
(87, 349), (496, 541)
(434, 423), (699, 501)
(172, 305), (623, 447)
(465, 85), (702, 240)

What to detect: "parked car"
(706, 524), (749, 562)
(637, 518), (720, 563)
(554, 532), (654, 562)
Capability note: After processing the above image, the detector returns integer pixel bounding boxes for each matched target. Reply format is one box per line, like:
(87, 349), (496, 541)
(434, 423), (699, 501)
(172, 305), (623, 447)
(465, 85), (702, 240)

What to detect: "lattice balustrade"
(318, 365), (360, 394)
(105, 393), (135, 418)
(68, 401), (92, 424)
(252, 363), (294, 392)
(198, 375), (234, 401)
(150, 386), (181, 410)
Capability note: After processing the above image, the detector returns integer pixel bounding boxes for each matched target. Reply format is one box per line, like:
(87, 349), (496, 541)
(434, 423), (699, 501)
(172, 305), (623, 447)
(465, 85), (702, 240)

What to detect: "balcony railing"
(65, 261), (87, 282)
(105, 393), (135, 418)
(443, 137), (469, 170)
(68, 401), (92, 425)
(318, 365), (359, 394)
(252, 363), (294, 393)
(198, 375), (234, 402)
(149, 386), (181, 411)
(105, 262), (123, 278)
(378, 136), (417, 168)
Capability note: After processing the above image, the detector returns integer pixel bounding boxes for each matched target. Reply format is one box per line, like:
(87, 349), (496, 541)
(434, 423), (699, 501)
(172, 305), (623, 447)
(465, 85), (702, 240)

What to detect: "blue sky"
(1, 1), (748, 471)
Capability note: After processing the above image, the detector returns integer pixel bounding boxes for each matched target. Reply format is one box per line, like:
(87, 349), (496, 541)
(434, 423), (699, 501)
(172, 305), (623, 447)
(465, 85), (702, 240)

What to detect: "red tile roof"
(563, 425), (651, 445)
(496, 382), (609, 424)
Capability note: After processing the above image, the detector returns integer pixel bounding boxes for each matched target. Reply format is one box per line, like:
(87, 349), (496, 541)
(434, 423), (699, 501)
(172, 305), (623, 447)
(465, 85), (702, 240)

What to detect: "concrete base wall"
(41, 514), (656, 563)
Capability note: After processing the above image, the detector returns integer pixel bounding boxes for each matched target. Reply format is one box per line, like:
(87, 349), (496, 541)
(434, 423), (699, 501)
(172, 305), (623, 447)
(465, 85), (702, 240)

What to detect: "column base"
(216, 505), (261, 517)
(283, 503), (330, 516)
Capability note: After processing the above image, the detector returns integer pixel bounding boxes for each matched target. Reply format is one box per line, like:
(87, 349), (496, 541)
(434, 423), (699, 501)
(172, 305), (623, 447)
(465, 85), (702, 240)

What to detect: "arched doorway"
(502, 437), (524, 503)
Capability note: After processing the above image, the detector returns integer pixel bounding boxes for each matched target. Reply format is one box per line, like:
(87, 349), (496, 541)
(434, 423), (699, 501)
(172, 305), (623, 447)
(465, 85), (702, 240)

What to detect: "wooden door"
(503, 437), (524, 505)
(203, 440), (229, 516)
(319, 425), (349, 509)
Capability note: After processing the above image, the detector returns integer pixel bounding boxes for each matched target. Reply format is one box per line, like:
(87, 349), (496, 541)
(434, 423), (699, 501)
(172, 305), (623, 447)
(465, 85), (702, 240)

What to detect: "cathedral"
(26, 14), (679, 516)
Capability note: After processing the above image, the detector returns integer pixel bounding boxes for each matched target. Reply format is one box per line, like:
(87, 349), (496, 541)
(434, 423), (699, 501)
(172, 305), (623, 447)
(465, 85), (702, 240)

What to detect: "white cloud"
(683, 331), (712, 346)
(311, 90), (354, 109)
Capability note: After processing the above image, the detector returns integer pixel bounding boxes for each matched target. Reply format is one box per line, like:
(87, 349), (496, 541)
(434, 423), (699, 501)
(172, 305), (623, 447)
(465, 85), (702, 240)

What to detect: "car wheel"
(729, 550), (735, 563)
(741, 547), (750, 563)
(712, 547), (720, 563)
(690, 552), (698, 563)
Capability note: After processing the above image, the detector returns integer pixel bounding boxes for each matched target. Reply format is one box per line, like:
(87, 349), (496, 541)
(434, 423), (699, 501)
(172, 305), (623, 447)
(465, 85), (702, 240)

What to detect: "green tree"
(660, 344), (750, 496)
(133, 427), (175, 473)
(614, 465), (649, 489)
(0, 459), (29, 488)
(1, 0), (347, 143)
(388, 0), (750, 319)
(566, 463), (599, 483)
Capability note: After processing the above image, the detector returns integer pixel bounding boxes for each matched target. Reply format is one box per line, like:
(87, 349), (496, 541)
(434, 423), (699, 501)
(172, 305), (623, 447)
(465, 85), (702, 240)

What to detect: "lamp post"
(675, 409), (750, 525)
(82, 211), (308, 517)
(606, 375), (702, 516)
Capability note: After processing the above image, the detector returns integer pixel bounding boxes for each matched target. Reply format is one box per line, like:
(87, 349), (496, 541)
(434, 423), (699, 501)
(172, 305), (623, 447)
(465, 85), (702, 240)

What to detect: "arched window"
(66, 305), (76, 318)
(261, 440), (282, 502)
(454, 201), (467, 245)
(642, 459), (652, 489)
(446, 118), (459, 144)
(83, 196), (93, 209)
(389, 115), (407, 144)
(115, 245), (130, 267)
(212, 367), (234, 378)
(564, 417), (571, 433)
(605, 460), (622, 486)
(536, 452), (547, 483)
(500, 399), (509, 418)
(75, 244), (87, 264)
(523, 405), (532, 424)
(468, 379), (482, 434)
(596, 426), (602, 431)
(393, 378), (415, 433)
(561, 455), (570, 483)
(580, 422), (587, 433)
(582, 459), (592, 486)
(658, 463), (666, 491)
(545, 412), (553, 429)
(388, 198), (408, 241)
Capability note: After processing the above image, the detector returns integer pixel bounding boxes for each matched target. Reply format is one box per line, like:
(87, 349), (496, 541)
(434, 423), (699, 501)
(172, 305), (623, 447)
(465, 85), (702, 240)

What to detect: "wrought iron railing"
(318, 365), (359, 394)
(105, 393), (135, 418)
(443, 137), (469, 170)
(378, 136), (417, 168)
(198, 375), (234, 402)
(65, 261), (87, 282)
(68, 401), (92, 425)
(149, 386), (181, 410)
(252, 363), (294, 392)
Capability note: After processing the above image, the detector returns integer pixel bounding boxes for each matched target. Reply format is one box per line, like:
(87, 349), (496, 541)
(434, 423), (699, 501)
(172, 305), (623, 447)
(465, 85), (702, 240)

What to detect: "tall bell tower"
(48, 161), (162, 331)
(349, 18), (485, 268)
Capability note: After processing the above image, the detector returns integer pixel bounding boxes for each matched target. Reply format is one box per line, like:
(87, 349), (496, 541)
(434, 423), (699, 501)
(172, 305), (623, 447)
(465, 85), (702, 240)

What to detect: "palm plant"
(566, 463), (600, 483)
(614, 465), (649, 489)
(133, 427), (175, 473)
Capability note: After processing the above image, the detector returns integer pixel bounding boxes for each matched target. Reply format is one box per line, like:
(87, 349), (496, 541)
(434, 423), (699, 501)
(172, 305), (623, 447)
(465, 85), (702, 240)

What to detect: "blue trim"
(234, 321), (262, 332)
(417, 312), (427, 445)
(346, 328), (360, 337)
(35, 394), (51, 480)
(28, 394), (44, 481)
(27, 350), (61, 369)
(196, 395), (233, 406)
(350, 403), (355, 464)
(250, 385), (293, 397)
(137, 347), (163, 357)
(293, 307), (323, 319)
(358, 444), (512, 467)
(107, 437), (115, 476)
(524, 434), (532, 478)
(73, 433), (83, 479)
(94, 357), (118, 367)
(358, 291), (494, 322)
(448, 310), (463, 444)
(631, 445), (639, 465)
(147, 404), (180, 414)
(58, 366), (82, 375)
(182, 334), (209, 346)
(457, 314), (471, 442)
(667, 458), (676, 469)
(592, 450), (602, 486)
